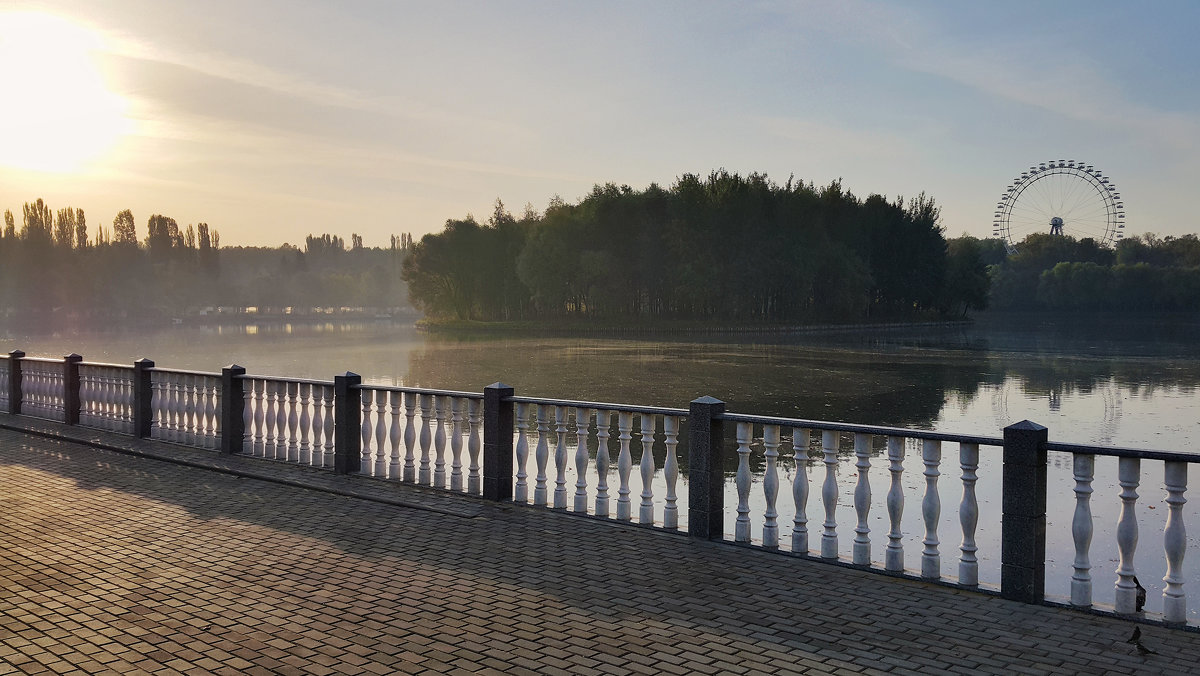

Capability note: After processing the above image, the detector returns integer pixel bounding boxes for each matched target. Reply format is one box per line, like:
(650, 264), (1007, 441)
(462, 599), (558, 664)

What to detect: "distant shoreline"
(416, 317), (974, 337)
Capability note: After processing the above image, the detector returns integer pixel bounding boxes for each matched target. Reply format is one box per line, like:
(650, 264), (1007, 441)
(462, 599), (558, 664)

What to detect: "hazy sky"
(1, 0), (1197, 247)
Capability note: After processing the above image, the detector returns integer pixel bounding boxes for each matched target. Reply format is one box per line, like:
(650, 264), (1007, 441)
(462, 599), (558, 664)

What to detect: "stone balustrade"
(1, 349), (1194, 627)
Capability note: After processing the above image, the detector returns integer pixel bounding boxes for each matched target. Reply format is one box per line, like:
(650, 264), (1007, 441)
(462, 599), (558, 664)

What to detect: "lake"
(4, 313), (1199, 619)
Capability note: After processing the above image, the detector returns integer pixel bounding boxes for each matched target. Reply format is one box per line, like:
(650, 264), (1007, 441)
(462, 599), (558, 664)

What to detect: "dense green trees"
(403, 172), (981, 323)
(0, 197), (415, 326)
(988, 232), (1200, 311)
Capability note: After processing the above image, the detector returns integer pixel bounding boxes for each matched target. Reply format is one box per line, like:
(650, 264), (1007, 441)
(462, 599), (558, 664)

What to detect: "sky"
(0, 0), (1197, 247)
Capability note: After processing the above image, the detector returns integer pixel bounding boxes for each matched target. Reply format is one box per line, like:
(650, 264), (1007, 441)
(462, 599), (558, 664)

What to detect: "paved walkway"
(1, 421), (1198, 675)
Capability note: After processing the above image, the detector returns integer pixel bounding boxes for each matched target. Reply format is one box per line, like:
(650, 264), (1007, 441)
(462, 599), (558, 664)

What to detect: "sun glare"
(0, 12), (132, 173)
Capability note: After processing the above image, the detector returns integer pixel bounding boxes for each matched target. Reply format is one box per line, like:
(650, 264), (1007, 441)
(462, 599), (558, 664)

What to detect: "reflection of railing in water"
(1, 349), (1196, 629)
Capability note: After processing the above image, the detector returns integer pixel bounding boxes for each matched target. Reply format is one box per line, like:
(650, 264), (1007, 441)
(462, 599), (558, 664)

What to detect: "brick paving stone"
(2, 421), (1200, 676)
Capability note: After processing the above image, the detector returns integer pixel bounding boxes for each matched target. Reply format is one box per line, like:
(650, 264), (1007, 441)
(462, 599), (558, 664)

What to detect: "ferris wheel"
(992, 159), (1125, 253)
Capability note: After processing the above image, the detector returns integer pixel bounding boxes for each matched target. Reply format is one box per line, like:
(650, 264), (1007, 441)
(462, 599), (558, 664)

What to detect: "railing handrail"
(148, 366), (224, 378)
(354, 383), (483, 400)
(18, 356), (68, 365)
(509, 395), (688, 417)
(1046, 440), (1200, 463)
(79, 361), (136, 370)
(238, 373), (336, 388)
(720, 411), (1005, 447)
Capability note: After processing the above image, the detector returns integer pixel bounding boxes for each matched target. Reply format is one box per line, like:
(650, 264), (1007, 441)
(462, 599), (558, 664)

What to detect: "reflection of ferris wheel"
(993, 159), (1125, 254)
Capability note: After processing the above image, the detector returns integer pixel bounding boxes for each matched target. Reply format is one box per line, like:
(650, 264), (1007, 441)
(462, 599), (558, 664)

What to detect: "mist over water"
(10, 313), (1196, 448)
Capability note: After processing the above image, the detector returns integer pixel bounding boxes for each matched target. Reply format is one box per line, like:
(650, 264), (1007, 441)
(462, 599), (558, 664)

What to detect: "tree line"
(0, 198), (415, 325)
(401, 171), (990, 323)
(987, 232), (1200, 311)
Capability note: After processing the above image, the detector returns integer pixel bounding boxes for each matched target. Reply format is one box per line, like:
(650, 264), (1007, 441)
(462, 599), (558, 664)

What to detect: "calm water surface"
(5, 314), (1199, 618)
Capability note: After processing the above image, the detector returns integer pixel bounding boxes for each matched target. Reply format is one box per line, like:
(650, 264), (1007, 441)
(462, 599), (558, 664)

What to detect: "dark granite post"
(688, 396), (726, 540)
(63, 354), (82, 425)
(132, 358), (155, 437)
(333, 372), (362, 474)
(7, 350), (24, 415)
(1001, 420), (1049, 604)
(221, 365), (247, 454)
(482, 383), (514, 501)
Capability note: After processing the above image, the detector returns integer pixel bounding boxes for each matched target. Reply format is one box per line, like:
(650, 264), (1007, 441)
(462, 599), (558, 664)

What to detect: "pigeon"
(1133, 576), (1147, 612)
(1127, 626), (1158, 656)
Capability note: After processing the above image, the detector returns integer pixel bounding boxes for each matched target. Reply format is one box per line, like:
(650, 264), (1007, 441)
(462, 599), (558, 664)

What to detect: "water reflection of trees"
(1003, 353), (1200, 399)
(404, 327), (1200, 462)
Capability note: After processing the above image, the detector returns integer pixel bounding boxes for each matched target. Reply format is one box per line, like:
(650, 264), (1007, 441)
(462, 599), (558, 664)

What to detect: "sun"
(0, 12), (132, 173)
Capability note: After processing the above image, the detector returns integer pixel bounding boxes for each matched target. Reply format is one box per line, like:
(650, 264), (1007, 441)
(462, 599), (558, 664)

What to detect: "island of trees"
(401, 171), (990, 324)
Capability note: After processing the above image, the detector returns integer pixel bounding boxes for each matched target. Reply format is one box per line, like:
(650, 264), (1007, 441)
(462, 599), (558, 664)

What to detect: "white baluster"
(273, 380), (287, 459)
(242, 379), (255, 454)
(450, 398), (463, 491)
(88, 368), (99, 427)
(205, 377), (218, 449)
(735, 422), (752, 542)
(514, 402), (529, 502)
(885, 437), (905, 572)
(574, 408), (591, 512)
(310, 384), (325, 465)
(433, 395), (447, 488)
(38, 366), (48, 417)
(92, 369), (103, 428)
(791, 428), (810, 554)
(1163, 461), (1188, 623)
(958, 443), (979, 586)
(922, 439), (942, 579)
(638, 413), (656, 525)
(388, 391), (402, 478)
(109, 370), (120, 430)
(322, 385), (336, 467)
(853, 433), (872, 565)
(253, 379), (267, 456)
(90, 368), (101, 427)
(595, 410), (612, 516)
(298, 383), (312, 464)
(418, 394), (432, 484)
(374, 389), (387, 476)
(247, 381), (261, 453)
(162, 372), (173, 440)
(663, 416), (680, 530)
(94, 369), (106, 428)
(553, 406), (569, 509)
(360, 389), (373, 472)
(534, 405), (550, 506)
(1114, 457), (1141, 614)
(78, 368), (91, 427)
(763, 425), (781, 548)
(114, 371), (127, 431)
(197, 375), (209, 446)
(101, 369), (112, 428)
(1071, 453), (1094, 606)
(286, 381), (299, 462)
(467, 399), (482, 493)
(185, 374), (198, 445)
(173, 373), (186, 443)
(124, 371), (136, 432)
(616, 411), (633, 521)
(189, 374), (200, 445)
(403, 391), (417, 481)
(114, 371), (126, 431)
(169, 373), (182, 443)
(821, 431), (839, 559)
(264, 381), (277, 461)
